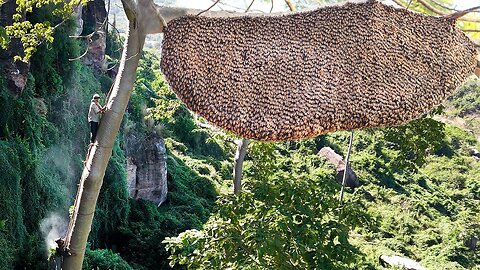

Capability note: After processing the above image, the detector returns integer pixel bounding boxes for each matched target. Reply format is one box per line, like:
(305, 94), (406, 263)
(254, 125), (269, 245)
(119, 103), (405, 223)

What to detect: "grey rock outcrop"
(318, 147), (359, 188)
(466, 236), (478, 251)
(125, 132), (168, 206)
(379, 255), (426, 270)
(81, 0), (107, 72)
(72, 5), (84, 36)
(470, 148), (480, 161)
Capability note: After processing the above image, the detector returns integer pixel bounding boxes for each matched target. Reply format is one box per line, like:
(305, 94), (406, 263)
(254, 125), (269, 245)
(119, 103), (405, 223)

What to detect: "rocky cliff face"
(81, 0), (107, 72)
(125, 132), (168, 206)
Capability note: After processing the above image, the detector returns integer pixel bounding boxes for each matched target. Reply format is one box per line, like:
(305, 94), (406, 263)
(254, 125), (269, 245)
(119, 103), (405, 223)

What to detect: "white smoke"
(40, 213), (68, 254)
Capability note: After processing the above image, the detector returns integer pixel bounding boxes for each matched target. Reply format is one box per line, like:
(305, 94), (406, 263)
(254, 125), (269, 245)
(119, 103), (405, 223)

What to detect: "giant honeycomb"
(160, 0), (477, 141)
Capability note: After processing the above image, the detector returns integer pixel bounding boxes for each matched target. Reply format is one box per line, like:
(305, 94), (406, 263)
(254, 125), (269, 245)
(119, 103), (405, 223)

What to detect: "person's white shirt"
(88, 100), (102, 122)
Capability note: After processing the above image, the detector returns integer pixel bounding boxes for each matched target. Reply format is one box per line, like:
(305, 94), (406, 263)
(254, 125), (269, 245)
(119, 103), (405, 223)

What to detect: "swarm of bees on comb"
(160, 0), (477, 141)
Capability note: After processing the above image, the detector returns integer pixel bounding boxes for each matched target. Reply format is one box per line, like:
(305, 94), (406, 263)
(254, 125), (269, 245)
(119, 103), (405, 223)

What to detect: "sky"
(455, 0), (480, 10)
(172, 0), (480, 13)
(173, 0), (291, 12)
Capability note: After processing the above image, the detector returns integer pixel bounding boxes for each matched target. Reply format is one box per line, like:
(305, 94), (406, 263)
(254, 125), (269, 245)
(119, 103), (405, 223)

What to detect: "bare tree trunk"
(62, 15), (146, 270)
(233, 139), (249, 195)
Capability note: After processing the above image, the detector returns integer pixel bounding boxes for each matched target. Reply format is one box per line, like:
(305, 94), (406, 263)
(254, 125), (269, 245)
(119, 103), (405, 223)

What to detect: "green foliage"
(165, 141), (372, 269)
(1, 0), (87, 62)
(336, 125), (480, 268)
(1, 3), (478, 269)
(89, 139), (131, 249)
(81, 50), (226, 270)
(127, 50), (181, 126)
(447, 80), (480, 117)
(106, 30), (124, 62)
(0, 10), (133, 268)
(0, 17), (89, 268)
(444, 79), (480, 150)
(29, 19), (82, 97)
(0, 140), (28, 269)
(112, 147), (219, 269)
(147, 81), (181, 124)
(381, 116), (447, 169)
(0, 25), (9, 48)
(83, 248), (134, 270)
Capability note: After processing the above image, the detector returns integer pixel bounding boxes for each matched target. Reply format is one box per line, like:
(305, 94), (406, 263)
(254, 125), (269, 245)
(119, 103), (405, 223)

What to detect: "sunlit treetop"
(0, 0), (88, 62)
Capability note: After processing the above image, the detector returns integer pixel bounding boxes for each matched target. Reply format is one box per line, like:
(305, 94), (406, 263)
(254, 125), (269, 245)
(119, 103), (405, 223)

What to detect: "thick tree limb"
(137, 0), (167, 34)
(411, 0), (447, 15)
(62, 0), (153, 268)
(62, 23), (145, 269)
(155, 6), (253, 30)
(121, 0), (136, 21)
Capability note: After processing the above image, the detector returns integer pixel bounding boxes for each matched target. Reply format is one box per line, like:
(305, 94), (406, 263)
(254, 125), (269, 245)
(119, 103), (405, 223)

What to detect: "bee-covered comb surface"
(160, 0), (477, 141)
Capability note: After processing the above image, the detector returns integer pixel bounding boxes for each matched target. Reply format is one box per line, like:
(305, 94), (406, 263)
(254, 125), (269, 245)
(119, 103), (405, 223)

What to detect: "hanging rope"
(339, 131), (354, 206)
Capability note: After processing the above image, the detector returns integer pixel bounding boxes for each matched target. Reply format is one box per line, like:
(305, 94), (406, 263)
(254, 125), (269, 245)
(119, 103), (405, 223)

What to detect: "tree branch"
(414, 0), (447, 15)
(68, 45), (89, 61)
(68, 16), (108, 61)
(429, 0), (458, 11)
(284, 0), (296, 12)
(121, 0), (137, 22)
(391, 0), (480, 23)
(446, 6), (480, 21)
(245, 0), (255, 13)
(197, 0), (221, 16)
(406, 0), (413, 10)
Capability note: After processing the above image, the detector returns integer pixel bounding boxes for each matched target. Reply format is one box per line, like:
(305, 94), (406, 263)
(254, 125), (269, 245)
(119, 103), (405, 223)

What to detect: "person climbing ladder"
(88, 94), (105, 144)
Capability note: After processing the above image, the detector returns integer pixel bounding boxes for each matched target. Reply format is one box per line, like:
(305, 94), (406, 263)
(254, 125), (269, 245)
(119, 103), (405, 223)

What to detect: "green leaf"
(0, 219), (6, 230)
(0, 26), (9, 49)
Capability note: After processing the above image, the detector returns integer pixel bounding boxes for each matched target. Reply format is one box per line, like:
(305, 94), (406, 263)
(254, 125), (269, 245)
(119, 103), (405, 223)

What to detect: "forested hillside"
(0, 0), (479, 269)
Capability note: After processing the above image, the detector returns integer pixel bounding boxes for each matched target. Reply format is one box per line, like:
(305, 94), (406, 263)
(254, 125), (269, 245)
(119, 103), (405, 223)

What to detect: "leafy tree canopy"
(164, 141), (373, 269)
(0, 0), (87, 62)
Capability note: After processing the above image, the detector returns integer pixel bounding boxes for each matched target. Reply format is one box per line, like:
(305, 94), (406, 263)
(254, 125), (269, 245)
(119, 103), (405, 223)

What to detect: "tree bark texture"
(233, 139), (249, 195)
(62, 20), (145, 270)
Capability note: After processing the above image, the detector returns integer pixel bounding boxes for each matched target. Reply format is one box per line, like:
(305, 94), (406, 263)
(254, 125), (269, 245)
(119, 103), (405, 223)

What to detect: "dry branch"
(284, 0), (296, 12)
(392, 0), (480, 23)
(197, 0), (221, 16)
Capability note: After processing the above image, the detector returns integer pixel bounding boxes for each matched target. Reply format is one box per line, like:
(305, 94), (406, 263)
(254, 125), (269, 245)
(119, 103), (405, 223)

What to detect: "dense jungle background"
(0, 0), (479, 269)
